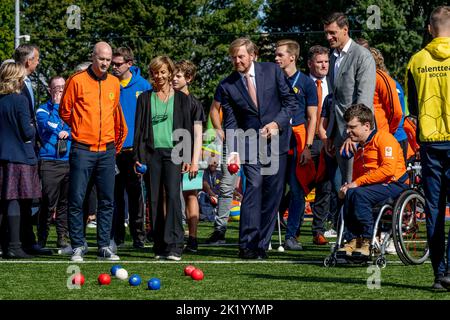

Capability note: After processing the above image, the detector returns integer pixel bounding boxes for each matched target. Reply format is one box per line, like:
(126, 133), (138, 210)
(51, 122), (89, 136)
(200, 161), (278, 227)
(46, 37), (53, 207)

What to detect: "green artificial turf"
(0, 220), (448, 300)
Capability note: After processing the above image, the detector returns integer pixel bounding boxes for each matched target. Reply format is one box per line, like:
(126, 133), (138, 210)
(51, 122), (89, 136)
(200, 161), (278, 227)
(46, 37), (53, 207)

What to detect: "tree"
(18, 0), (263, 108)
(0, 0), (15, 62)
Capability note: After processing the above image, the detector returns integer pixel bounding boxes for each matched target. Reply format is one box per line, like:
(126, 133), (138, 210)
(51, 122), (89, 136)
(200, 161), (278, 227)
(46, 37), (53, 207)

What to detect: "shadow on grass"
(244, 272), (431, 291)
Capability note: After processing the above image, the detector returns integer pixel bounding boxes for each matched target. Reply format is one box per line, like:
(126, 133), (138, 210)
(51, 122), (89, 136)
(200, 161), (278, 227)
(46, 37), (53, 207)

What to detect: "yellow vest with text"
(406, 37), (450, 143)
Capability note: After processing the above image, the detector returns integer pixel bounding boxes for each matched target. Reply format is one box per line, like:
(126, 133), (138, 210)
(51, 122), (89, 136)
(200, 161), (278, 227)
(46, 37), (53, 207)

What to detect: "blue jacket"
(0, 93), (37, 165)
(393, 80), (407, 142)
(36, 100), (71, 161)
(120, 66), (152, 148)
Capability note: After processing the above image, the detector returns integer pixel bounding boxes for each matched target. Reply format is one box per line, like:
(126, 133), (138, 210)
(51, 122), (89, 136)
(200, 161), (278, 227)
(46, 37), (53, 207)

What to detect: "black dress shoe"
(238, 248), (258, 259)
(257, 249), (268, 260)
(440, 276), (450, 291)
(24, 244), (53, 256)
(6, 248), (34, 259)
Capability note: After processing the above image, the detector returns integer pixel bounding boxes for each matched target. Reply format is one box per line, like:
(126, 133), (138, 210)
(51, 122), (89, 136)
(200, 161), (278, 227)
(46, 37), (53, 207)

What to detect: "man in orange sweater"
(337, 104), (407, 258)
(60, 42), (127, 262)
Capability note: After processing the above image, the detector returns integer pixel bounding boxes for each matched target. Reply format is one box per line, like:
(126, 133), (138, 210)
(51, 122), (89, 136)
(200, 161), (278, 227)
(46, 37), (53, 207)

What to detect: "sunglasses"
(111, 61), (129, 68)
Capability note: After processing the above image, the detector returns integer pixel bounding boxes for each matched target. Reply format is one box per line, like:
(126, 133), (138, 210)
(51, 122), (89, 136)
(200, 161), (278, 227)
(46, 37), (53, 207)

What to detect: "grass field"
(0, 220), (449, 301)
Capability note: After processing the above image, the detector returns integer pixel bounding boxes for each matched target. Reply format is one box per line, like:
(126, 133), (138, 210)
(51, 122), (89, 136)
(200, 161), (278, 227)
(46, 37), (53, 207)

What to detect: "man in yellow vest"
(406, 5), (450, 291)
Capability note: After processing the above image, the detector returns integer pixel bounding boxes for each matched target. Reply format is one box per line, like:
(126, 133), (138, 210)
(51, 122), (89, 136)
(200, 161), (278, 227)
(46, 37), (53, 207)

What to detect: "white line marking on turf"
(0, 259), (425, 265)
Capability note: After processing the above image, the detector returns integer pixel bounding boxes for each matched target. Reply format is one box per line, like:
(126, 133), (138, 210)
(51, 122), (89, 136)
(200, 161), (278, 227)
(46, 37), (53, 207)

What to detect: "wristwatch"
(306, 144), (313, 150)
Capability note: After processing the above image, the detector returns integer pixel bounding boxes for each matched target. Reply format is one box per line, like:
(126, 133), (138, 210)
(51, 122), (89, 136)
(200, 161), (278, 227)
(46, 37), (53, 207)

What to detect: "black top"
(133, 89), (193, 163)
(188, 95), (206, 123)
(0, 93), (37, 165)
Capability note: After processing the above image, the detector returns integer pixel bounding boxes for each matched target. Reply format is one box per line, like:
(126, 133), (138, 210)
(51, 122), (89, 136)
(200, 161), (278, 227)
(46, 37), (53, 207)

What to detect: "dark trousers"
(144, 148), (184, 256)
(421, 143), (450, 277)
(19, 199), (37, 249)
(240, 153), (287, 251)
(68, 146), (115, 249)
(311, 138), (338, 236)
(344, 183), (408, 239)
(38, 160), (69, 246)
(112, 151), (145, 245)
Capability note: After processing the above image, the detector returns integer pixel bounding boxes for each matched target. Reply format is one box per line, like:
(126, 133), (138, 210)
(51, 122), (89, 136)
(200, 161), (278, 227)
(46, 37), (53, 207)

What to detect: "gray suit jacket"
(327, 40), (376, 145)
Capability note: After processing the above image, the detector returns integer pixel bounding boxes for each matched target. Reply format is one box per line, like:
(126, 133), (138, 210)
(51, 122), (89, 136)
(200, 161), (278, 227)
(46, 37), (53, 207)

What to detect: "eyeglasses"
(111, 61), (128, 68)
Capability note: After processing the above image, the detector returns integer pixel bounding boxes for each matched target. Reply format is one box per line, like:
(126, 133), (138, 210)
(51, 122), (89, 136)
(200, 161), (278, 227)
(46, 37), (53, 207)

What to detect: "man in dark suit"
(220, 37), (297, 259)
(14, 44), (51, 255)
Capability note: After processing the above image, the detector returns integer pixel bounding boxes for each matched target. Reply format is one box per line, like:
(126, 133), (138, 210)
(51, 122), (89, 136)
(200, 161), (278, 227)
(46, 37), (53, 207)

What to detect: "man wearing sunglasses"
(110, 47), (152, 251)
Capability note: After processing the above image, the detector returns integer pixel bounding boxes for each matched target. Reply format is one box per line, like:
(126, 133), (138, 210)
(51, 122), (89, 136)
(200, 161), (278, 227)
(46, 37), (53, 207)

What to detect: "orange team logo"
(109, 92), (115, 100)
(136, 91), (143, 98)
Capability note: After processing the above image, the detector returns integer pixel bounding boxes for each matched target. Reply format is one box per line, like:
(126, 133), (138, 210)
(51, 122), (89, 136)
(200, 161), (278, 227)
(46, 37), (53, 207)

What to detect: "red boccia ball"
(227, 163), (239, 175)
(191, 269), (204, 281)
(98, 273), (111, 285)
(184, 265), (196, 276)
(72, 273), (85, 286)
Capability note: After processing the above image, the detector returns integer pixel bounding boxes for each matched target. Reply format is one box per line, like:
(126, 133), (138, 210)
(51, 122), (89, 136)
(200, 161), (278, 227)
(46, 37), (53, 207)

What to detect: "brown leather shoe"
(313, 234), (329, 245)
(352, 238), (371, 257)
(337, 238), (359, 256)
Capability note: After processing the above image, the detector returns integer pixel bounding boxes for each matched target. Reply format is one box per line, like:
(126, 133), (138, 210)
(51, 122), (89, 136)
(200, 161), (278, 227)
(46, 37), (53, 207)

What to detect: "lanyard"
(291, 72), (300, 90)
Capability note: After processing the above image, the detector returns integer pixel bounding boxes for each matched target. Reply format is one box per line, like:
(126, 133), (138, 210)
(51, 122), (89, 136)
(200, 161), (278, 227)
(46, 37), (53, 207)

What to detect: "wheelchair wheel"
(375, 256), (387, 269)
(392, 190), (429, 265)
(323, 256), (337, 267)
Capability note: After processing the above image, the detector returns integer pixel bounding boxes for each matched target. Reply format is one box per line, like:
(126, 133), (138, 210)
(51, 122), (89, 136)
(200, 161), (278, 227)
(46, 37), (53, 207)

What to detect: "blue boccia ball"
(129, 274), (142, 287)
(136, 164), (147, 174)
(148, 278), (161, 290)
(110, 264), (123, 276)
(341, 148), (354, 160)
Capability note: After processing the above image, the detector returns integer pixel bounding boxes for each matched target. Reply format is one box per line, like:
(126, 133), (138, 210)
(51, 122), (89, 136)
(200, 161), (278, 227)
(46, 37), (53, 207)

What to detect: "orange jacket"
(403, 116), (419, 160)
(353, 130), (406, 187)
(60, 67), (127, 153)
(373, 70), (403, 134)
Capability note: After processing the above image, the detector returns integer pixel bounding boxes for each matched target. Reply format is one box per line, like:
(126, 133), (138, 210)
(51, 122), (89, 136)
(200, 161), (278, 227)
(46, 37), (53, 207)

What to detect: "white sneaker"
(71, 246), (86, 262)
(385, 240), (397, 255)
(324, 229), (337, 238)
(59, 241), (88, 255)
(98, 246), (120, 261)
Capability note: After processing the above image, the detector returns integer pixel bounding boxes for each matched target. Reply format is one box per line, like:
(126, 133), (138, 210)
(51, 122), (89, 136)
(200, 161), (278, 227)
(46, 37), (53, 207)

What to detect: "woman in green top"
(133, 56), (192, 261)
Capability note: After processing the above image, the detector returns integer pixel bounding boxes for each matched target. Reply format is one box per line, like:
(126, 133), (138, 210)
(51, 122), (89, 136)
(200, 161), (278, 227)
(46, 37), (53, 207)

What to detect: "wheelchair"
(323, 197), (395, 268)
(323, 162), (429, 268)
(391, 163), (429, 265)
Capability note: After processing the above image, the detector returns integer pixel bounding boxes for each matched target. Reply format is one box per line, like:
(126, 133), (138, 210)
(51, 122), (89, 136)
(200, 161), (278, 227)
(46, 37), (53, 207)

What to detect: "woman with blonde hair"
(133, 56), (192, 261)
(0, 62), (41, 259)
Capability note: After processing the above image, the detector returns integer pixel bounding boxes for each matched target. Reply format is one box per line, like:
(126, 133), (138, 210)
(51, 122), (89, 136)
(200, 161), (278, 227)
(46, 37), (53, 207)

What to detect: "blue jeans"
(286, 154), (305, 240)
(344, 182), (408, 239)
(421, 143), (450, 278)
(68, 146), (115, 249)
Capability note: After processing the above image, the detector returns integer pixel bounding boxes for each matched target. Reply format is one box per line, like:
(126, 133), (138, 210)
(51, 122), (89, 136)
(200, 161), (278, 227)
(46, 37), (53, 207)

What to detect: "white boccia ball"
(115, 268), (128, 280)
(277, 246), (285, 252)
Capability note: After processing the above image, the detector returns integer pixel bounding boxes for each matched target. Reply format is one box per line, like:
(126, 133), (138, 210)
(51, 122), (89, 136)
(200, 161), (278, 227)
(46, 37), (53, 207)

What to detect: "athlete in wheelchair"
(329, 104), (409, 265)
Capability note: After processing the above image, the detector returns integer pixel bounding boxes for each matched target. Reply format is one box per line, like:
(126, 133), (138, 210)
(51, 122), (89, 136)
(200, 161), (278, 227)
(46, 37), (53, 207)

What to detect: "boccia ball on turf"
(148, 278), (161, 290)
(191, 269), (204, 281)
(98, 273), (111, 285)
(184, 265), (196, 276)
(72, 273), (85, 286)
(129, 274), (142, 286)
(110, 264), (122, 276)
(227, 163), (239, 174)
(115, 268), (128, 280)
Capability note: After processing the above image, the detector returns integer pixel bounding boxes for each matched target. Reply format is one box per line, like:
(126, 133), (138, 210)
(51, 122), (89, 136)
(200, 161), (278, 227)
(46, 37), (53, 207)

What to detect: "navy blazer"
(221, 62), (297, 155)
(0, 93), (37, 165)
